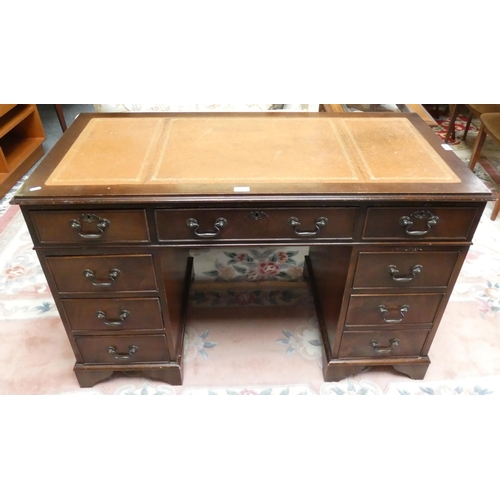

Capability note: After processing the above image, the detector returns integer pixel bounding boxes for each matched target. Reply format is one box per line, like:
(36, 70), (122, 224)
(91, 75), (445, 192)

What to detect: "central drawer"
(46, 254), (158, 293)
(61, 297), (164, 332)
(345, 293), (444, 326)
(155, 207), (358, 242)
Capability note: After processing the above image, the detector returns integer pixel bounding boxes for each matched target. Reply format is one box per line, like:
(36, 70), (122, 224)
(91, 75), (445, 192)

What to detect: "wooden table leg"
(54, 104), (67, 132)
(445, 104), (460, 143)
(468, 124), (487, 170)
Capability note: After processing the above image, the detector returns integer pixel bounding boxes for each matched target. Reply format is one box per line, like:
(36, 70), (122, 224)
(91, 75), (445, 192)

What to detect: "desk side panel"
(307, 245), (353, 356)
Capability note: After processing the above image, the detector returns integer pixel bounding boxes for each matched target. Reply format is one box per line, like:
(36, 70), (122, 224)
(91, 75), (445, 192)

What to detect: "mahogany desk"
(12, 113), (492, 387)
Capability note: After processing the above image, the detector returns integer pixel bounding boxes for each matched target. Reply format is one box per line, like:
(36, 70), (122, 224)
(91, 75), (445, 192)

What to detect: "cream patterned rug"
(58, 376), (500, 396)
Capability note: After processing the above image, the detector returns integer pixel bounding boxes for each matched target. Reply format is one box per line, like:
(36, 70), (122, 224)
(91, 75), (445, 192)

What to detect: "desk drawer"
(345, 293), (444, 326)
(30, 210), (150, 244)
(156, 207), (358, 242)
(46, 254), (158, 293)
(76, 334), (169, 364)
(362, 207), (478, 240)
(352, 250), (461, 289)
(61, 297), (164, 332)
(339, 329), (429, 358)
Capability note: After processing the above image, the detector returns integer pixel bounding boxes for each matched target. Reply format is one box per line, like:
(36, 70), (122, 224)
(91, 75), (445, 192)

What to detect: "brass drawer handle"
(288, 216), (328, 236)
(83, 268), (121, 286)
(107, 345), (138, 360)
(370, 338), (400, 354)
(387, 264), (423, 282)
(70, 214), (110, 239)
(186, 217), (227, 238)
(378, 304), (410, 323)
(398, 210), (439, 236)
(96, 309), (130, 326)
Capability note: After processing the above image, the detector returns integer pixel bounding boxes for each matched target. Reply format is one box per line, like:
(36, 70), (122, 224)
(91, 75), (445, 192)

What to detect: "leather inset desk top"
(45, 116), (460, 187)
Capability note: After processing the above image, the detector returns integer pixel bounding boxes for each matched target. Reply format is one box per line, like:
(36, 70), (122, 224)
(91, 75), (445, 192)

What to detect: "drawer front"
(76, 335), (169, 364)
(362, 207), (478, 240)
(352, 250), (461, 289)
(339, 329), (429, 358)
(30, 210), (150, 244)
(156, 208), (358, 242)
(46, 254), (158, 293)
(61, 298), (164, 332)
(345, 293), (444, 326)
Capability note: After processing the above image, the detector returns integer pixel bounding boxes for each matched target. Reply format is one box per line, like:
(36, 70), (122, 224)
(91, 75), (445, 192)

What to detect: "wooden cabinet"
(0, 104), (45, 198)
(12, 112), (493, 387)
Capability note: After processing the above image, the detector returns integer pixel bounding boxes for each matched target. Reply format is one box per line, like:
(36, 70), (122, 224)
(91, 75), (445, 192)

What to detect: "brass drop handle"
(398, 210), (439, 236)
(186, 217), (227, 238)
(378, 304), (410, 323)
(70, 214), (110, 239)
(107, 345), (138, 360)
(83, 268), (121, 286)
(387, 264), (423, 282)
(96, 309), (130, 326)
(288, 216), (328, 236)
(370, 338), (400, 354)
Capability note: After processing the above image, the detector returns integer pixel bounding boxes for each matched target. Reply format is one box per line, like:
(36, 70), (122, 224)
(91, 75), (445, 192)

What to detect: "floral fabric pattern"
(183, 326), (218, 362)
(193, 247), (307, 283)
(0, 206), (56, 320)
(190, 288), (309, 308)
(276, 316), (323, 364)
(321, 379), (385, 395)
(451, 205), (500, 318)
(180, 384), (316, 395)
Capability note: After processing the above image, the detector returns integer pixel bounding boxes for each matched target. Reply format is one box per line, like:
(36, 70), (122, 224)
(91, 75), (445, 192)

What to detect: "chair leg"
(462, 112), (473, 142)
(54, 104), (67, 132)
(445, 104), (460, 143)
(491, 196), (500, 221)
(468, 124), (487, 170)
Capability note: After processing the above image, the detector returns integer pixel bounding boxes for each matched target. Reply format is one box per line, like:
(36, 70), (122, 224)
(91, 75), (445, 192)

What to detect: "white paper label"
(441, 144), (453, 151)
(234, 186), (250, 192)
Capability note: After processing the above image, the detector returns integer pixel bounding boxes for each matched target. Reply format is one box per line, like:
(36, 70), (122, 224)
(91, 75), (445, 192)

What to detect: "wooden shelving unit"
(0, 104), (45, 199)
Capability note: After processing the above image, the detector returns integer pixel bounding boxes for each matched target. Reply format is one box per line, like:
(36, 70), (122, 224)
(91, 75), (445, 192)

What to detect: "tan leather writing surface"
(341, 118), (457, 181)
(46, 117), (166, 185)
(46, 116), (460, 186)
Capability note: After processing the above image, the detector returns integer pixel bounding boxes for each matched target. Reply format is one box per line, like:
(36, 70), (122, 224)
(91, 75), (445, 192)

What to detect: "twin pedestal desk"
(12, 113), (492, 387)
